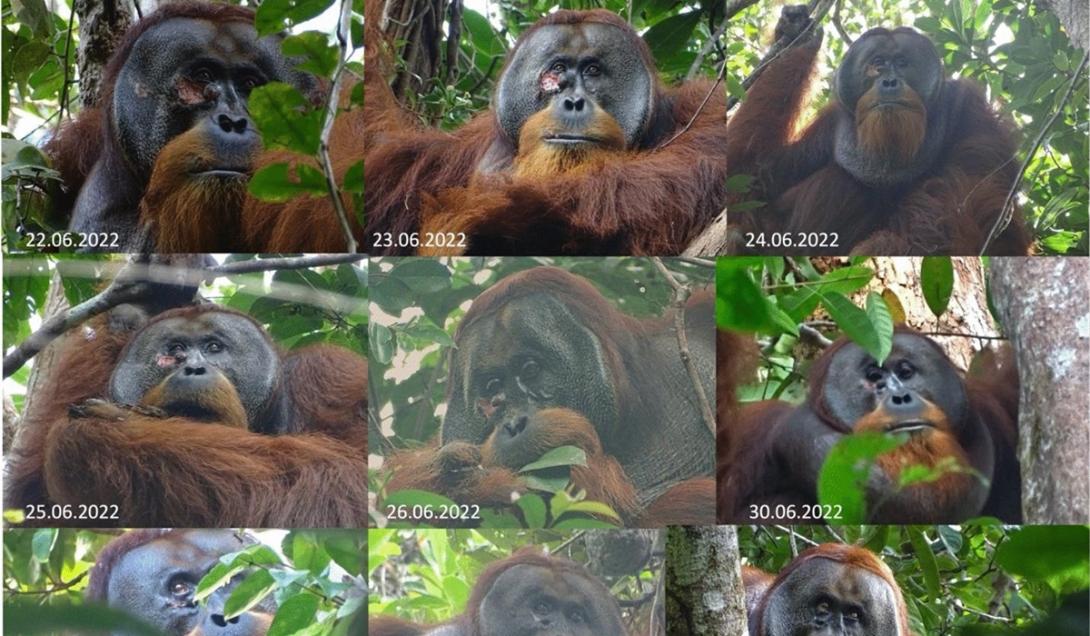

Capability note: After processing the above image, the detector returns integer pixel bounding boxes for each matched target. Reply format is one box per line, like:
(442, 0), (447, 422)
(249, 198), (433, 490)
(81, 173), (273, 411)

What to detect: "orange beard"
(513, 107), (627, 179)
(140, 371), (249, 429)
(854, 85), (927, 166)
(854, 399), (977, 504)
(138, 127), (255, 252)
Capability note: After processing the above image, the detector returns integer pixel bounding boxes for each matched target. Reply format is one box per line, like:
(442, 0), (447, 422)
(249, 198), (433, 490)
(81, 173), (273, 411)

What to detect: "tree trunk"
(75, 0), (134, 107)
(990, 257), (1090, 524)
(1037, 0), (1089, 51)
(665, 526), (747, 635)
(379, 0), (447, 103)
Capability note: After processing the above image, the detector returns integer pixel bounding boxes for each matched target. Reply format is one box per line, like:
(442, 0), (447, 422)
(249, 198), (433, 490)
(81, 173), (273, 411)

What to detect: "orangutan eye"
(168, 577), (193, 598)
(520, 359), (541, 380)
(485, 377), (503, 396)
(895, 360), (915, 380)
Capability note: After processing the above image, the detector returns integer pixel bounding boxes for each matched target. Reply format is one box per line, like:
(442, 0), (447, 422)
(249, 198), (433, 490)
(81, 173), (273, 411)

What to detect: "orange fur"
(5, 307), (368, 528)
(139, 372), (249, 430)
(138, 128), (251, 251)
(512, 107), (627, 179)
(854, 84), (927, 165)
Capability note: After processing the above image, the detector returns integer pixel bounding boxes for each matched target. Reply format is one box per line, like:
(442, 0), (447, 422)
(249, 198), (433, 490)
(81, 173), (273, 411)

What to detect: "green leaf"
(248, 83), (323, 154)
(920, 256), (954, 317)
(997, 526), (1090, 593)
(248, 162), (326, 201)
(224, 569), (277, 619)
(196, 562), (247, 602)
(320, 531), (366, 575)
(30, 528), (56, 562)
(343, 160), (363, 194)
(254, 0), (335, 36)
(369, 322), (394, 364)
(290, 532), (329, 575)
(267, 593), (321, 636)
(523, 473), (571, 492)
(281, 31), (339, 78)
(907, 528), (942, 600)
(519, 446), (587, 471)
(780, 265), (874, 322)
(389, 259), (452, 294)
(817, 432), (906, 523)
(644, 11), (701, 69)
(10, 0), (51, 36)
(716, 260), (770, 332)
(724, 174), (753, 194)
(864, 292), (894, 365)
(398, 315), (455, 348)
(821, 292), (883, 363)
(2, 138), (49, 179)
(517, 493), (547, 527)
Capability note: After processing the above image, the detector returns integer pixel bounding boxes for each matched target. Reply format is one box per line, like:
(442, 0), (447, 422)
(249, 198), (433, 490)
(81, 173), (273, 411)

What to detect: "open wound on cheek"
(539, 71), (562, 94)
(176, 78), (207, 105)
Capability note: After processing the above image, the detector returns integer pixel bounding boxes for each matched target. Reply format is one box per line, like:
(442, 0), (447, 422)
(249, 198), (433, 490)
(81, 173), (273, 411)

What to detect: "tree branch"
(651, 258), (716, 436)
(318, 0), (359, 253)
(980, 51), (1089, 255)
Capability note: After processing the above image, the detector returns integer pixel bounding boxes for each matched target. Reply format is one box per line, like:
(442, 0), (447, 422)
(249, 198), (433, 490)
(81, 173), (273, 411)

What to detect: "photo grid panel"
(1, 0), (1088, 635)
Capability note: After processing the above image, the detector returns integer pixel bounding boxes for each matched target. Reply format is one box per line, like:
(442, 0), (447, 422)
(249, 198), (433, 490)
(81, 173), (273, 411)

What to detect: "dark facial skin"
(821, 332), (968, 432)
(105, 530), (275, 636)
(760, 559), (901, 636)
(108, 312), (280, 428)
(441, 294), (618, 449)
(834, 28), (942, 113)
(112, 17), (306, 179)
(495, 23), (654, 150)
(477, 564), (626, 636)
